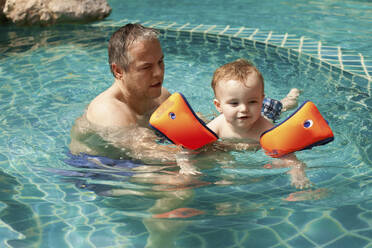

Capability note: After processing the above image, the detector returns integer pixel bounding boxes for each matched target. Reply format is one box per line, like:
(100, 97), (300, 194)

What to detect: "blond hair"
(211, 59), (264, 96)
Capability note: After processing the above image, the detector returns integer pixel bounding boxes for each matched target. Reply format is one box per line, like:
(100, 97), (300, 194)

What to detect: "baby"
(207, 58), (310, 189)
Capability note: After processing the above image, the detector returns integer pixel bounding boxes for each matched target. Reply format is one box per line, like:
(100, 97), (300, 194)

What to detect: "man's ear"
(111, 63), (124, 79)
(213, 99), (222, 113)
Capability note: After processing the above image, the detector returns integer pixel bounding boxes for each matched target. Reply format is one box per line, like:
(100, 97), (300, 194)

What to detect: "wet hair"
(211, 58), (264, 96)
(108, 23), (159, 76)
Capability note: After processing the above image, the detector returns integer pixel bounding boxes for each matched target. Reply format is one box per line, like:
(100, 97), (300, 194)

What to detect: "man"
(88, 24), (168, 128)
(70, 23), (179, 163)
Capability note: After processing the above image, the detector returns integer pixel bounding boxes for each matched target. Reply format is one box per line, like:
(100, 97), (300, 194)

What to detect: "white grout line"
(265, 31), (272, 43)
(337, 46), (344, 70)
(233, 27), (245, 37)
(203, 25), (217, 40)
(359, 53), (371, 80)
(318, 41), (322, 60)
(164, 22), (177, 29)
(298, 36), (304, 53)
(191, 24), (204, 32)
(176, 23), (190, 31)
(204, 25), (217, 33)
(148, 21), (164, 28)
(141, 20), (151, 25)
(248, 29), (259, 39)
(219, 25), (230, 35)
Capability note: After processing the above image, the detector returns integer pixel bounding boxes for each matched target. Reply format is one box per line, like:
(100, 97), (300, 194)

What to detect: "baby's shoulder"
(206, 114), (224, 133)
(259, 116), (275, 131)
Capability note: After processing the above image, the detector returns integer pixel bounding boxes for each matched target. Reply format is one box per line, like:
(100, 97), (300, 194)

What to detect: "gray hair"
(108, 23), (159, 76)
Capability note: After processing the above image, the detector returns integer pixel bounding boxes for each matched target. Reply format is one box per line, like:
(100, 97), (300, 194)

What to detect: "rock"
(3, 0), (112, 25)
(0, 0), (6, 22)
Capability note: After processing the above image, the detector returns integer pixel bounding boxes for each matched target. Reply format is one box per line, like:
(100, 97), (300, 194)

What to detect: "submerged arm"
(272, 153), (311, 189)
(69, 115), (179, 162)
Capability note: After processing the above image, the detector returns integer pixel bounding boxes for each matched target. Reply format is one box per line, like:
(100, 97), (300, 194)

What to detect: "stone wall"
(0, 0), (6, 22)
(1, 0), (111, 25)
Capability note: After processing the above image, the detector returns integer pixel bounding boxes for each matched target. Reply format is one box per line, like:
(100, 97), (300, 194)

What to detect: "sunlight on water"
(0, 21), (371, 248)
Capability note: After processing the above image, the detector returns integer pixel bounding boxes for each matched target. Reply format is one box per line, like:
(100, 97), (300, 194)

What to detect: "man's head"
(108, 23), (160, 75)
(108, 24), (165, 99)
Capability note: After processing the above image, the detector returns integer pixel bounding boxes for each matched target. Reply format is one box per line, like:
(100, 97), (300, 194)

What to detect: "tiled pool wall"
(91, 19), (372, 95)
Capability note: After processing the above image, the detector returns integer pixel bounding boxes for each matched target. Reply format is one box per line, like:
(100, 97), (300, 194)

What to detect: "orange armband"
(260, 101), (334, 157)
(149, 92), (218, 150)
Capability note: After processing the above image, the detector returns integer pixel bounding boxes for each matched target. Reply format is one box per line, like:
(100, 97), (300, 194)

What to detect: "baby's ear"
(213, 99), (222, 113)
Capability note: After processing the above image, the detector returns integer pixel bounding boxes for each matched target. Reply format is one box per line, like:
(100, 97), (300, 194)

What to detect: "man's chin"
(148, 86), (162, 98)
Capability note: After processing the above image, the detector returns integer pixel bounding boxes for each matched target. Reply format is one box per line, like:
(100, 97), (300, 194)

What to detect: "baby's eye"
(229, 102), (238, 106)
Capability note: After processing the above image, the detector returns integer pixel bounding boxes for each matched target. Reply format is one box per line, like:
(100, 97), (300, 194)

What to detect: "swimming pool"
(107, 0), (372, 64)
(0, 1), (371, 248)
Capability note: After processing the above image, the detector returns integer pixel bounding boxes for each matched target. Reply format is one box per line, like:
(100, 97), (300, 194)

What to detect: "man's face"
(122, 38), (164, 99)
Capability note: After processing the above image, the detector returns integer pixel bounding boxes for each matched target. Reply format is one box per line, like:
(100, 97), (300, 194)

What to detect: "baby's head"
(212, 58), (264, 99)
(211, 59), (265, 129)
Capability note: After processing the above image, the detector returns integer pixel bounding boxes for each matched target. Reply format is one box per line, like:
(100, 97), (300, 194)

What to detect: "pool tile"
(331, 205), (369, 231)
(324, 234), (369, 248)
(288, 235), (316, 248)
(271, 222), (298, 240)
(288, 211), (323, 230)
(241, 228), (279, 247)
(303, 217), (345, 245)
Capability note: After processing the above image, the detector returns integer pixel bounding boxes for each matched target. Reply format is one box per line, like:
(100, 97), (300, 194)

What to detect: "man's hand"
(176, 151), (201, 176)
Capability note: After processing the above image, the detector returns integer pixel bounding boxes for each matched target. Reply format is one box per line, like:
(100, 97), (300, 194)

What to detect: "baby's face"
(214, 77), (264, 130)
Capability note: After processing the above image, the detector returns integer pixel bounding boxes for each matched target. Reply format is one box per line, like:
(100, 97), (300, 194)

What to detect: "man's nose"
(153, 63), (164, 77)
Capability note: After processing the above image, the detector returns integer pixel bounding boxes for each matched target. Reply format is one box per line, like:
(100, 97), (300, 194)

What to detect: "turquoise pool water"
(0, 1), (371, 248)
(107, 0), (372, 60)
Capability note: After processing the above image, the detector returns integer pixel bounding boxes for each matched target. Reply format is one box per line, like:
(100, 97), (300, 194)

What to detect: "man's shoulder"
(86, 95), (131, 127)
(159, 87), (171, 102)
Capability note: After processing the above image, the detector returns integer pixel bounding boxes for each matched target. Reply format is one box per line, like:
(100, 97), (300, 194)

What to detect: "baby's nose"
(239, 104), (248, 112)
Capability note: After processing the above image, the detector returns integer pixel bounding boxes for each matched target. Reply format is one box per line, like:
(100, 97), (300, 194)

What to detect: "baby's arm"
(271, 153), (311, 189)
(213, 140), (260, 152)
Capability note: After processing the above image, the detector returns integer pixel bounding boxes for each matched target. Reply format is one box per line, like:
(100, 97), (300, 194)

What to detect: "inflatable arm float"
(149, 92), (218, 150)
(260, 101), (334, 157)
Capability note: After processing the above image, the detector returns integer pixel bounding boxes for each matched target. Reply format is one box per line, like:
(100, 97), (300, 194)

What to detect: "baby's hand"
(290, 174), (311, 189)
(287, 165), (312, 189)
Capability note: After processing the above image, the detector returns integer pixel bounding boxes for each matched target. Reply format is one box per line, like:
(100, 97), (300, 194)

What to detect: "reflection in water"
(0, 170), (42, 247)
(62, 153), (238, 247)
